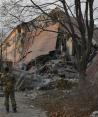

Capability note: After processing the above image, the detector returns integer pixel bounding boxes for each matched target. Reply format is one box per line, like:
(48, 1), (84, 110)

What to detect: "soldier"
(0, 67), (17, 113)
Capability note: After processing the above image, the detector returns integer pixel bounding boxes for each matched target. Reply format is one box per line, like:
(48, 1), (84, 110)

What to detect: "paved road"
(0, 92), (47, 117)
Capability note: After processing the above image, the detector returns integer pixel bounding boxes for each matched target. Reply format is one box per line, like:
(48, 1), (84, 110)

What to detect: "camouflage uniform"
(0, 72), (17, 112)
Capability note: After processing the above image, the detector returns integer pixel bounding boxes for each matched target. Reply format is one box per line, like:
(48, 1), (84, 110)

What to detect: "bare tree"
(29, 0), (95, 81)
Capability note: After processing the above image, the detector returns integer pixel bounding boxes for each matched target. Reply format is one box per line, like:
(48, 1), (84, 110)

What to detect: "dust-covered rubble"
(90, 111), (98, 117)
(15, 57), (79, 91)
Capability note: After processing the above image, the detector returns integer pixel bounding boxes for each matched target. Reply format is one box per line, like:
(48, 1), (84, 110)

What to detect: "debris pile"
(33, 58), (79, 90)
(90, 111), (98, 117)
(15, 55), (79, 91)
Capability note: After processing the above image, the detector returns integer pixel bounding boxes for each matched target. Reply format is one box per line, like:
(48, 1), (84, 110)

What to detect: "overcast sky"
(0, 0), (98, 27)
(0, 0), (98, 7)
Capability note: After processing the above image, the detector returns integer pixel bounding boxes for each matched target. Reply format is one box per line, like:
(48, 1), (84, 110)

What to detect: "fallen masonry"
(14, 54), (79, 91)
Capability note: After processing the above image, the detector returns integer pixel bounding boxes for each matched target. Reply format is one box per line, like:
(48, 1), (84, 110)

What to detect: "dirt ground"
(31, 88), (98, 117)
(0, 92), (47, 117)
(0, 84), (98, 117)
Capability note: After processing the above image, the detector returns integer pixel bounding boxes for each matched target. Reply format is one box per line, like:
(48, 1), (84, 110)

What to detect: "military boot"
(6, 107), (9, 113)
(13, 107), (17, 113)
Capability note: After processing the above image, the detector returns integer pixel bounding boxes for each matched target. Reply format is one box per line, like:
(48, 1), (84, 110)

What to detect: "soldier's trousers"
(4, 90), (16, 110)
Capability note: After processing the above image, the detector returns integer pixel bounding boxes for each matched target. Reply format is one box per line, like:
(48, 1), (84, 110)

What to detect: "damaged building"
(0, 8), (75, 70)
(0, 7), (98, 86)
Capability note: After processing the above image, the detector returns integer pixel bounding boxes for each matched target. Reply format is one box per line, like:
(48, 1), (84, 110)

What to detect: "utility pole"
(0, 28), (3, 72)
(0, 28), (3, 91)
